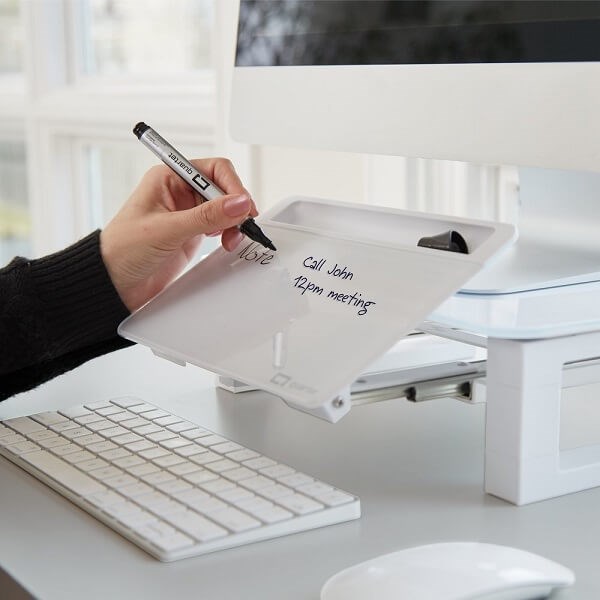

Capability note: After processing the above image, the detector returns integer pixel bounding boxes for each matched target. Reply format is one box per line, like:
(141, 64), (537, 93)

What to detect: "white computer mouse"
(320, 542), (575, 600)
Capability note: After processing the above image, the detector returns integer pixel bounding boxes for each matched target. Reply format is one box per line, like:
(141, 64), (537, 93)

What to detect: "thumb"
(170, 194), (252, 241)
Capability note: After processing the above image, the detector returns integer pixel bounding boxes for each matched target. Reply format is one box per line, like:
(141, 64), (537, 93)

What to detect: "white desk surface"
(0, 345), (596, 599)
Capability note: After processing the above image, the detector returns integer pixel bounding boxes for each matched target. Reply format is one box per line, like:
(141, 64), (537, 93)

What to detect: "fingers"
(191, 157), (247, 196)
(170, 193), (252, 242)
(190, 158), (258, 217)
(222, 227), (245, 251)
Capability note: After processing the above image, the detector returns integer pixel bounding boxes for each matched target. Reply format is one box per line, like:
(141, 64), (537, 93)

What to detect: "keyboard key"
(75, 434), (105, 447)
(87, 490), (126, 508)
(89, 466), (124, 481)
(77, 458), (109, 472)
(168, 444), (206, 460)
(276, 493), (324, 515)
(64, 450), (96, 464)
(135, 491), (172, 511)
(107, 412), (136, 424)
(186, 496), (227, 515)
(257, 484), (294, 501)
(103, 501), (143, 520)
(183, 470), (218, 485)
(95, 406), (124, 417)
(142, 410), (170, 420)
(148, 500), (187, 520)
(86, 440), (118, 453)
(113, 455), (145, 469)
(22, 450), (105, 497)
(137, 520), (176, 537)
(181, 428), (210, 440)
(4, 440), (41, 456)
(62, 427), (91, 440)
(100, 426), (128, 438)
(49, 421), (79, 433)
(173, 444), (206, 458)
(313, 489), (355, 507)
(205, 459), (237, 473)
(189, 451), (220, 465)
(112, 433), (143, 445)
(236, 496), (274, 512)
(226, 449), (259, 462)
(147, 430), (177, 443)
(117, 510), (158, 530)
(120, 482), (153, 499)
(216, 486), (255, 503)
(84, 401), (112, 410)
(164, 511), (226, 542)
(154, 479), (193, 495)
(222, 467), (255, 482)
(104, 474), (137, 489)
(153, 415), (181, 427)
(139, 447), (170, 460)
(4, 416), (46, 435)
(74, 414), (105, 425)
(159, 437), (190, 450)
(196, 435), (228, 447)
(127, 403), (156, 414)
(99, 448), (132, 461)
(111, 397), (144, 409)
(141, 471), (176, 485)
(165, 421), (196, 433)
(31, 412), (68, 426)
(27, 429), (58, 442)
(132, 424), (162, 436)
(146, 531), (195, 554)
(278, 473), (314, 488)
(168, 462), (201, 476)
(127, 463), (160, 477)
(172, 488), (209, 507)
(199, 478), (236, 494)
(240, 476), (275, 492)
(50, 443), (82, 457)
(296, 481), (334, 498)
(260, 464), (296, 479)
(211, 442), (243, 454)
(251, 505), (293, 524)
(122, 417), (150, 429)
(59, 406), (92, 419)
(38, 436), (71, 449)
(87, 420), (116, 432)
(153, 454), (185, 468)
(243, 457), (276, 470)
(209, 508), (260, 533)
(125, 440), (155, 452)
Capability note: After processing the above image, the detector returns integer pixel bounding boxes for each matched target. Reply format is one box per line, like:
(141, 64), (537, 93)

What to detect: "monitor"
(230, 0), (600, 292)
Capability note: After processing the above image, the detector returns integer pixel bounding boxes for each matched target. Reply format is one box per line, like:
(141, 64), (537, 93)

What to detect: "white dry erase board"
(119, 197), (515, 422)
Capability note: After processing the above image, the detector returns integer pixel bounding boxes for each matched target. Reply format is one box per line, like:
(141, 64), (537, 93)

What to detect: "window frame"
(1, 0), (220, 257)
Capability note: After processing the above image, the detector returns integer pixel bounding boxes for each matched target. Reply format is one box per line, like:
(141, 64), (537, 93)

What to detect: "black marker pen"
(133, 122), (276, 251)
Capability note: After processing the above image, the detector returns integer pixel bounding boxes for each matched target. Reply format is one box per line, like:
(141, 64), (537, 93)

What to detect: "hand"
(100, 157), (257, 312)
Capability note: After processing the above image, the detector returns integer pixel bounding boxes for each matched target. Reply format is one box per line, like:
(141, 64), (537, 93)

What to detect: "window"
(0, 0), (217, 259)
(82, 0), (213, 77)
(0, 139), (28, 264)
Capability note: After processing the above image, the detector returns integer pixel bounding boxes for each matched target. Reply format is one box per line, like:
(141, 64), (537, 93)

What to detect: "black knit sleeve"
(0, 230), (134, 400)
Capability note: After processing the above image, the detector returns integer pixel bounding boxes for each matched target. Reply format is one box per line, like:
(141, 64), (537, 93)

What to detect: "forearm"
(0, 230), (133, 400)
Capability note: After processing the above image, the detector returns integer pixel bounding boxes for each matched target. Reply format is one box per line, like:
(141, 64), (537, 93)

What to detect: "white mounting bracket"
(485, 330), (600, 505)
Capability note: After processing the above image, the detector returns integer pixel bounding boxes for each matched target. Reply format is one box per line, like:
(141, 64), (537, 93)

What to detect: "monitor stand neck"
(462, 166), (600, 295)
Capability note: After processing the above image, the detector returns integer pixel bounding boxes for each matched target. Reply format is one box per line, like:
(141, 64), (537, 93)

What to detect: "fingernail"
(229, 230), (245, 249)
(223, 194), (251, 217)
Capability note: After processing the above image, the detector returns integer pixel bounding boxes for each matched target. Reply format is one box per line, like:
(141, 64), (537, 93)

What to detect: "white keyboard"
(0, 397), (360, 562)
